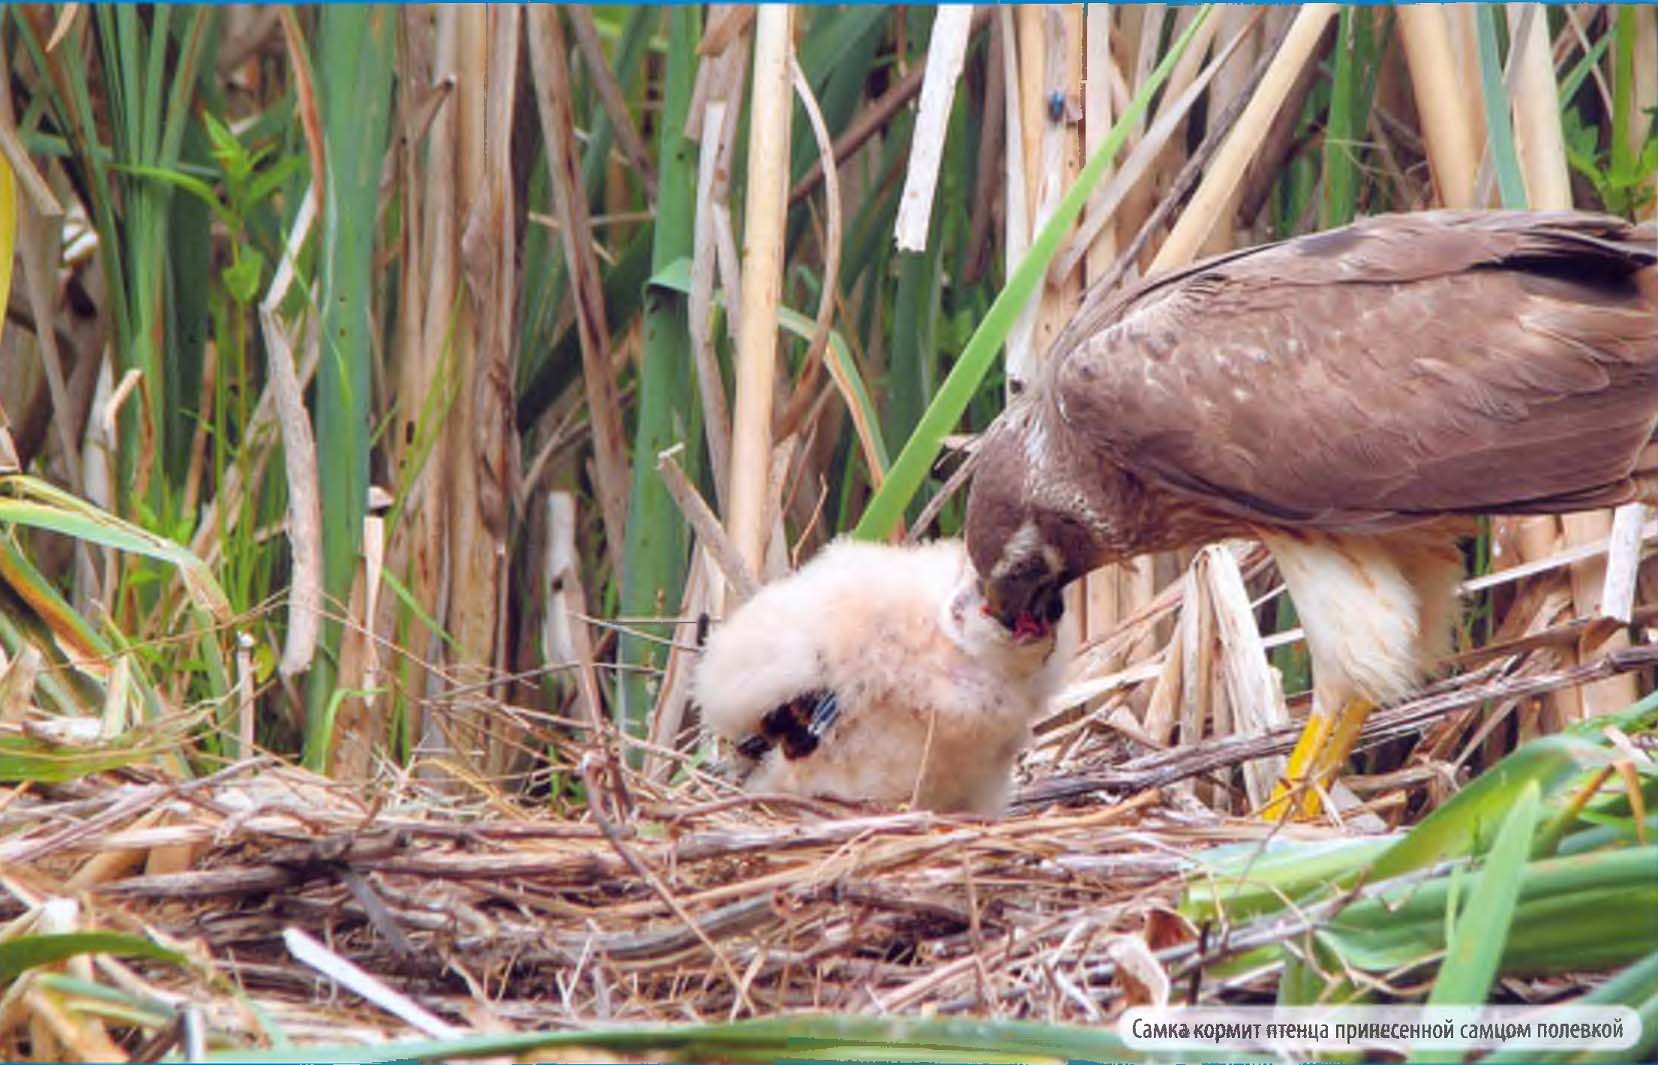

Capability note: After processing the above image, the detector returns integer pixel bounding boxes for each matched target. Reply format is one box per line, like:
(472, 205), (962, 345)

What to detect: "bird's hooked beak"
(981, 568), (1065, 644)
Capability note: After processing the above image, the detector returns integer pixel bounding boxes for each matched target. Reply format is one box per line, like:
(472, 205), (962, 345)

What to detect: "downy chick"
(693, 538), (1072, 815)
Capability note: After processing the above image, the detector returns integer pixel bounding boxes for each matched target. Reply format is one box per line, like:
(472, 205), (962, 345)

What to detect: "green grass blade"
(1322, 6), (1376, 228)
(853, 5), (1214, 541)
(302, 6), (396, 766)
(1611, 6), (1636, 179)
(0, 707), (201, 783)
(1557, 35), (1611, 108)
(1318, 845), (1658, 976)
(1418, 780), (1540, 1015)
(0, 933), (184, 982)
(618, 7), (698, 742)
(1183, 836), (1393, 922)
(203, 1012), (1256, 1064)
(1, 474), (231, 622)
(1368, 731), (1611, 882)
(1475, 4), (1527, 209)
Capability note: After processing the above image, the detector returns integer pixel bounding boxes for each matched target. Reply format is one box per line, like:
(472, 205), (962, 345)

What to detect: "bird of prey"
(964, 209), (1658, 820)
(693, 538), (1072, 815)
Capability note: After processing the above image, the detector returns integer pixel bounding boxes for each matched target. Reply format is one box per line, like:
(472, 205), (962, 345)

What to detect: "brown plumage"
(693, 539), (1072, 815)
(964, 209), (1658, 818)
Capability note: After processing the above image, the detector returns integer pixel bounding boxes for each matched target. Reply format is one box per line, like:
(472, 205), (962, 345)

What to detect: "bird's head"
(964, 405), (1104, 644)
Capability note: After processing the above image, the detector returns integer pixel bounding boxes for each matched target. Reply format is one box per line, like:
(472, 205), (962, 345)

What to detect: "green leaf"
(619, 5), (699, 744)
(0, 932), (185, 982)
(1419, 781), (1540, 1018)
(304, 5), (396, 765)
(0, 473), (232, 623)
(203, 1012), (1261, 1064)
(1318, 846), (1658, 977)
(223, 245), (266, 305)
(110, 160), (229, 221)
(1367, 732), (1610, 882)
(1474, 4), (1526, 209)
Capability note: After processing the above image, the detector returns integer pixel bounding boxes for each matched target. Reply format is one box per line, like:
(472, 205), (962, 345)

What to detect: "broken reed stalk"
(260, 187), (323, 679)
(658, 445), (759, 604)
(726, 4), (792, 586)
(690, 96), (735, 512)
(893, 4), (974, 254)
(1151, 3), (1337, 272)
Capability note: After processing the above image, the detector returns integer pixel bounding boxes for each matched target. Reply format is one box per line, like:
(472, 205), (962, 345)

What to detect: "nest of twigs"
(6, 605), (1656, 1060)
(6, 529), (1658, 1058)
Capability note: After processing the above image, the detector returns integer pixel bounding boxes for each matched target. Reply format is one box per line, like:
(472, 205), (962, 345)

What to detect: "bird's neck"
(1052, 448), (1218, 567)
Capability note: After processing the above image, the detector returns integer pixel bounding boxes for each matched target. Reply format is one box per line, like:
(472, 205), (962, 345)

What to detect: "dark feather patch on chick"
(743, 689), (840, 761)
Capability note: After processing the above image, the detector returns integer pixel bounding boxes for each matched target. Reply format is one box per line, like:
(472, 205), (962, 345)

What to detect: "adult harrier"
(964, 209), (1658, 820)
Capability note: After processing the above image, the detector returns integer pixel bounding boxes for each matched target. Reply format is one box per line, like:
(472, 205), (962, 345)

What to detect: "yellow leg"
(1263, 697), (1374, 822)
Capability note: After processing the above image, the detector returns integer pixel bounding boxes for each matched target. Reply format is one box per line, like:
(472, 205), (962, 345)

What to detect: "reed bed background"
(1, 3), (1656, 1060)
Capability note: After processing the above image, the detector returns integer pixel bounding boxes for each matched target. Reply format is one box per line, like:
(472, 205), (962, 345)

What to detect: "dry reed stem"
(691, 98), (736, 511)
(566, 7), (658, 199)
(1151, 4), (1336, 272)
(775, 55), (843, 441)
(1051, 11), (1259, 287)
(1506, 3), (1571, 209)
(699, 5), (756, 58)
(894, 5), (975, 253)
(459, 5), (522, 766)
(657, 444), (760, 605)
(285, 926), (461, 1037)
(1199, 3), (1261, 257)
(1031, 6), (1085, 359)
(529, 6), (630, 574)
(727, 5), (793, 584)
(0, 66), (80, 499)
(1081, 4), (1120, 643)
(1396, 5), (1479, 207)
(1200, 546), (1288, 808)
(1000, 7), (1037, 395)
(260, 187), (323, 679)
(964, 17), (1007, 286)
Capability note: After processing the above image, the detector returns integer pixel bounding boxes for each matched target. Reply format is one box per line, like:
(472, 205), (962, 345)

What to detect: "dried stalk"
(727, 5), (793, 581)
(528, 5), (630, 573)
(895, 5), (976, 253)
(1151, 4), (1337, 272)
(567, 6), (658, 199)
(261, 187), (323, 679)
(1396, 5), (1480, 207)
(774, 54), (843, 442)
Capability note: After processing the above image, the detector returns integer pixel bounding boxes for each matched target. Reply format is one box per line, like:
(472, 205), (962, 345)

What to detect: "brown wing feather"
(1047, 210), (1658, 531)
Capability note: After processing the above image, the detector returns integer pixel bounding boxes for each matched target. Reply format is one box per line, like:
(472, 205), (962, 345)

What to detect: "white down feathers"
(693, 539), (1073, 815)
